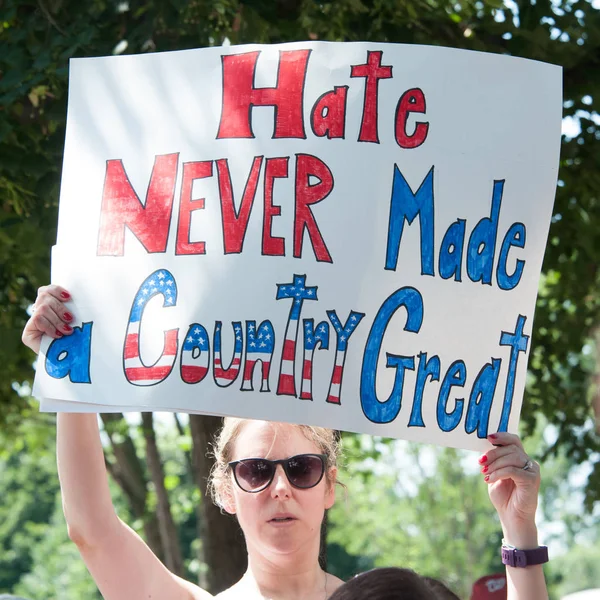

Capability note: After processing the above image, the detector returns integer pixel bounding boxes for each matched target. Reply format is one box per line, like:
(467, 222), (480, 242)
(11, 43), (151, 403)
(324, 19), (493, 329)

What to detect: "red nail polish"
(482, 465), (489, 473)
(478, 455), (487, 464)
(60, 291), (70, 299)
(64, 312), (73, 321)
(63, 323), (73, 332)
(55, 329), (63, 337)
(484, 475), (490, 482)
(489, 433), (498, 439)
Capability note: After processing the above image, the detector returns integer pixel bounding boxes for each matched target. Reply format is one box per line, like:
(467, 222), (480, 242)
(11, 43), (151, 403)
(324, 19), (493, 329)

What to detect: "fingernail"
(55, 329), (63, 337)
(63, 323), (73, 332)
(478, 455), (488, 464)
(484, 475), (490, 482)
(489, 433), (498, 440)
(63, 312), (73, 322)
(60, 291), (70, 299)
(481, 465), (489, 473)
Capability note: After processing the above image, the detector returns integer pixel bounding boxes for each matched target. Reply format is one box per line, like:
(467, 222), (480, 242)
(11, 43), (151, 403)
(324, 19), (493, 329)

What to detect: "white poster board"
(34, 41), (562, 451)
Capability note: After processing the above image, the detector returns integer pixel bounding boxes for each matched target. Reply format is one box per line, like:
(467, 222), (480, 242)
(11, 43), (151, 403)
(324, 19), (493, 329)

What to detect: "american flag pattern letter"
(181, 323), (210, 384)
(213, 321), (243, 387)
(300, 319), (330, 400)
(276, 275), (318, 396)
(325, 310), (365, 404)
(241, 320), (275, 392)
(124, 269), (178, 386)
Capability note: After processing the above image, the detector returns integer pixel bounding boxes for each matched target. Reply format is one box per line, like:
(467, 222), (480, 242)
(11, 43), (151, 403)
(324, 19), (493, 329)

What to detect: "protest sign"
(34, 41), (562, 450)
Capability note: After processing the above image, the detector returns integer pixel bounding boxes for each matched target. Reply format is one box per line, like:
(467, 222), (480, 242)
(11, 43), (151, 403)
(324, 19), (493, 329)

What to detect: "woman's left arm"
(480, 432), (548, 600)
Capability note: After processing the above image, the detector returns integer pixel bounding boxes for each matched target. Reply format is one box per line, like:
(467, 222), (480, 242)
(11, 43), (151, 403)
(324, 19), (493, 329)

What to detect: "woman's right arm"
(23, 285), (212, 600)
(481, 433), (549, 600)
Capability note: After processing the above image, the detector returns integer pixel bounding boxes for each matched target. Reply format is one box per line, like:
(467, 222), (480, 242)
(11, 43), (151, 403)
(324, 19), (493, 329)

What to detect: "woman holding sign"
(22, 285), (550, 600)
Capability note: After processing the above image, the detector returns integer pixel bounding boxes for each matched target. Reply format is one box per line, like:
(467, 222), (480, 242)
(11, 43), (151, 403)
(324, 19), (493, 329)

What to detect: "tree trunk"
(100, 413), (164, 561)
(175, 413), (209, 590)
(141, 412), (185, 577)
(189, 414), (247, 595)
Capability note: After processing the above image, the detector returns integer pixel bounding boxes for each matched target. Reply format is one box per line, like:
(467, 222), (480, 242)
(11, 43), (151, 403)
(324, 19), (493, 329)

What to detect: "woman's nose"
(270, 465), (292, 498)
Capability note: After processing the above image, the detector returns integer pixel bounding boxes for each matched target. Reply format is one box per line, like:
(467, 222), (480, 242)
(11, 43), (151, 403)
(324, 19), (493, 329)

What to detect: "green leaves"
(0, 0), (598, 505)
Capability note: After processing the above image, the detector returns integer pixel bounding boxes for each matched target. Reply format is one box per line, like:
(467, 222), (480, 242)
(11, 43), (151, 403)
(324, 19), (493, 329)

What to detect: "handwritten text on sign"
(35, 42), (562, 451)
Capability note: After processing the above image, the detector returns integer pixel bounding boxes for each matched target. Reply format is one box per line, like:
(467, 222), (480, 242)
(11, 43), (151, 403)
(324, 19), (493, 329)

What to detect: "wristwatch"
(501, 543), (549, 567)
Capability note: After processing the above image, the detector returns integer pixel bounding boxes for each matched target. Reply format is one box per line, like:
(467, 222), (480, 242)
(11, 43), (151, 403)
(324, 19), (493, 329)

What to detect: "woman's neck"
(242, 551), (328, 600)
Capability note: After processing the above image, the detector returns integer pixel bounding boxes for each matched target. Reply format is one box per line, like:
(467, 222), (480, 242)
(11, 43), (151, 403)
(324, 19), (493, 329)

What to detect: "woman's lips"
(268, 513), (297, 525)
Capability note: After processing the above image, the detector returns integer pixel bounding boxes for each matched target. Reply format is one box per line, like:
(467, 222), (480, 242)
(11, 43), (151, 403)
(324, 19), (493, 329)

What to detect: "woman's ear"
(220, 487), (237, 515)
(324, 467), (337, 509)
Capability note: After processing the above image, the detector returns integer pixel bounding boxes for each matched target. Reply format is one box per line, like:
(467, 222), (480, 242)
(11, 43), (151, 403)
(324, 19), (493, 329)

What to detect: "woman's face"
(224, 421), (336, 559)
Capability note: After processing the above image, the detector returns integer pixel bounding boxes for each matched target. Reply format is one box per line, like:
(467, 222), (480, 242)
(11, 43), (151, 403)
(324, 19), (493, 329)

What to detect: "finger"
(34, 314), (66, 339)
(483, 452), (530, 476)
(34, 302), (73, 335)
(35, 285), (71, 305)
(479, 444), (523, 467)
(34, 293), (75, 325)
(487, 432), (524, 450)
(484, 462), (540, 485)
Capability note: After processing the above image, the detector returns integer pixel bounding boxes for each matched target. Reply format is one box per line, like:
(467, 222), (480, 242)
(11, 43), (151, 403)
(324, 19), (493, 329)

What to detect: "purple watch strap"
(501, 545), (549, 568)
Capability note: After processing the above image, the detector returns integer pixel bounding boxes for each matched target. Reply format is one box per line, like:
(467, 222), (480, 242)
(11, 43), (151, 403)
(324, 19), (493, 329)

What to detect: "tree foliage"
(1, 0), (599, 594)
(1, 0), (599, 498)
(328, 438), (503, 599)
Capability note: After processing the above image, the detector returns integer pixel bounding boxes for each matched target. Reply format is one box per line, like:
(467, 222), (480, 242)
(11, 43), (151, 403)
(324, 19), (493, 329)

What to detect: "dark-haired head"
(422, 577), (461, 599)
(329, 567), (438, 600)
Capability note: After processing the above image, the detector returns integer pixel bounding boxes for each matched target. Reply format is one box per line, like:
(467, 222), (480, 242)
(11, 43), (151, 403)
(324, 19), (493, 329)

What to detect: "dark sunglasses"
(228, 453), (327, 493)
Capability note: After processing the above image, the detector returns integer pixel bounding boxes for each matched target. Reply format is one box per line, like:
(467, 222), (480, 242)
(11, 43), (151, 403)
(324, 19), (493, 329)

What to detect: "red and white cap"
(471, 574), (507, 600)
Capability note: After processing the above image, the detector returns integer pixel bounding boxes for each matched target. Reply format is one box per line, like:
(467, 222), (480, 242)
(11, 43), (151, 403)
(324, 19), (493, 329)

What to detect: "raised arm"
(480, 432), (548, 600)
(23, 286), (211, 600)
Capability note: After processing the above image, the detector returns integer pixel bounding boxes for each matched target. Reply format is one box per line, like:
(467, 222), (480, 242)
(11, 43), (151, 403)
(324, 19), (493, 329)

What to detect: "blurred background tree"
(1, 0), (599, 597)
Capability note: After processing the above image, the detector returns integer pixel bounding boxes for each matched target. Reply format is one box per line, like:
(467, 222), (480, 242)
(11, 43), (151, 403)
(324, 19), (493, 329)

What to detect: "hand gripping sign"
(34, 42), (562, 451)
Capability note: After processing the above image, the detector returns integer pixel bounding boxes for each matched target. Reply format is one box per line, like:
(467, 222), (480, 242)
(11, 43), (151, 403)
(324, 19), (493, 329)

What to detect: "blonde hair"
(208, 417), (342, 509)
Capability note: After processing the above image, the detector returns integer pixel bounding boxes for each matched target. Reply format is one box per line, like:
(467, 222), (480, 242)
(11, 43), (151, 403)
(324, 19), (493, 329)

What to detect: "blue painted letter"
(360, 287), (423, 423)
(436, 360), (466, 432)
(45, 322), (93, 383)
(498, 315), (529, 431)
(385, 166), (435, 276)
(497, 223), (526, 291)
(465, 359), (501, 437)
(467, 180), (504, 285)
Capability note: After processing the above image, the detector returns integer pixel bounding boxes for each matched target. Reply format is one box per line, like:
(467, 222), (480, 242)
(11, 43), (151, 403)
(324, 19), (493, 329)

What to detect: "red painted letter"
(176, 161), (213, 255)
(98, 154), (178, 256)
(217, 50), (311, 139)
(350, 51), (393, 143)
(294, 154), (333, 263)
(395, 88), (429, 149)
(263, 157), (288, 256)
(310, 86), (348, 139)
(217, 156), (263, 254)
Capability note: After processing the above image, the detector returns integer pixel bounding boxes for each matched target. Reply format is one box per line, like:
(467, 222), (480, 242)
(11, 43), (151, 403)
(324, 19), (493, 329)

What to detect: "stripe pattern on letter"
(242, 321), (275, 391)
(326, 310), (365, 404)
(213, 322), (243, 387)
(300, 319), (330, 400)
(276, 275), (318, 396)
(181, 323), (210, 384)
(124, 269), (178, 386)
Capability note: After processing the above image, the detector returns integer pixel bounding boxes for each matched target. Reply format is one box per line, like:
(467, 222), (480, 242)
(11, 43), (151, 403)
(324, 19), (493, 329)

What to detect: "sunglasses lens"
(235, 459), (274, 492)
(286, 455), (325, 488)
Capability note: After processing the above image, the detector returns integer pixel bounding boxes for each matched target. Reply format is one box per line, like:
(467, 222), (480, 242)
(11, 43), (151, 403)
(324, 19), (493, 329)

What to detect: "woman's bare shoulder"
(213, 579), (247, 599)
(213, 584), (241, 598)
(328, 573), (345, 595)
(174, 574), (214, 599)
